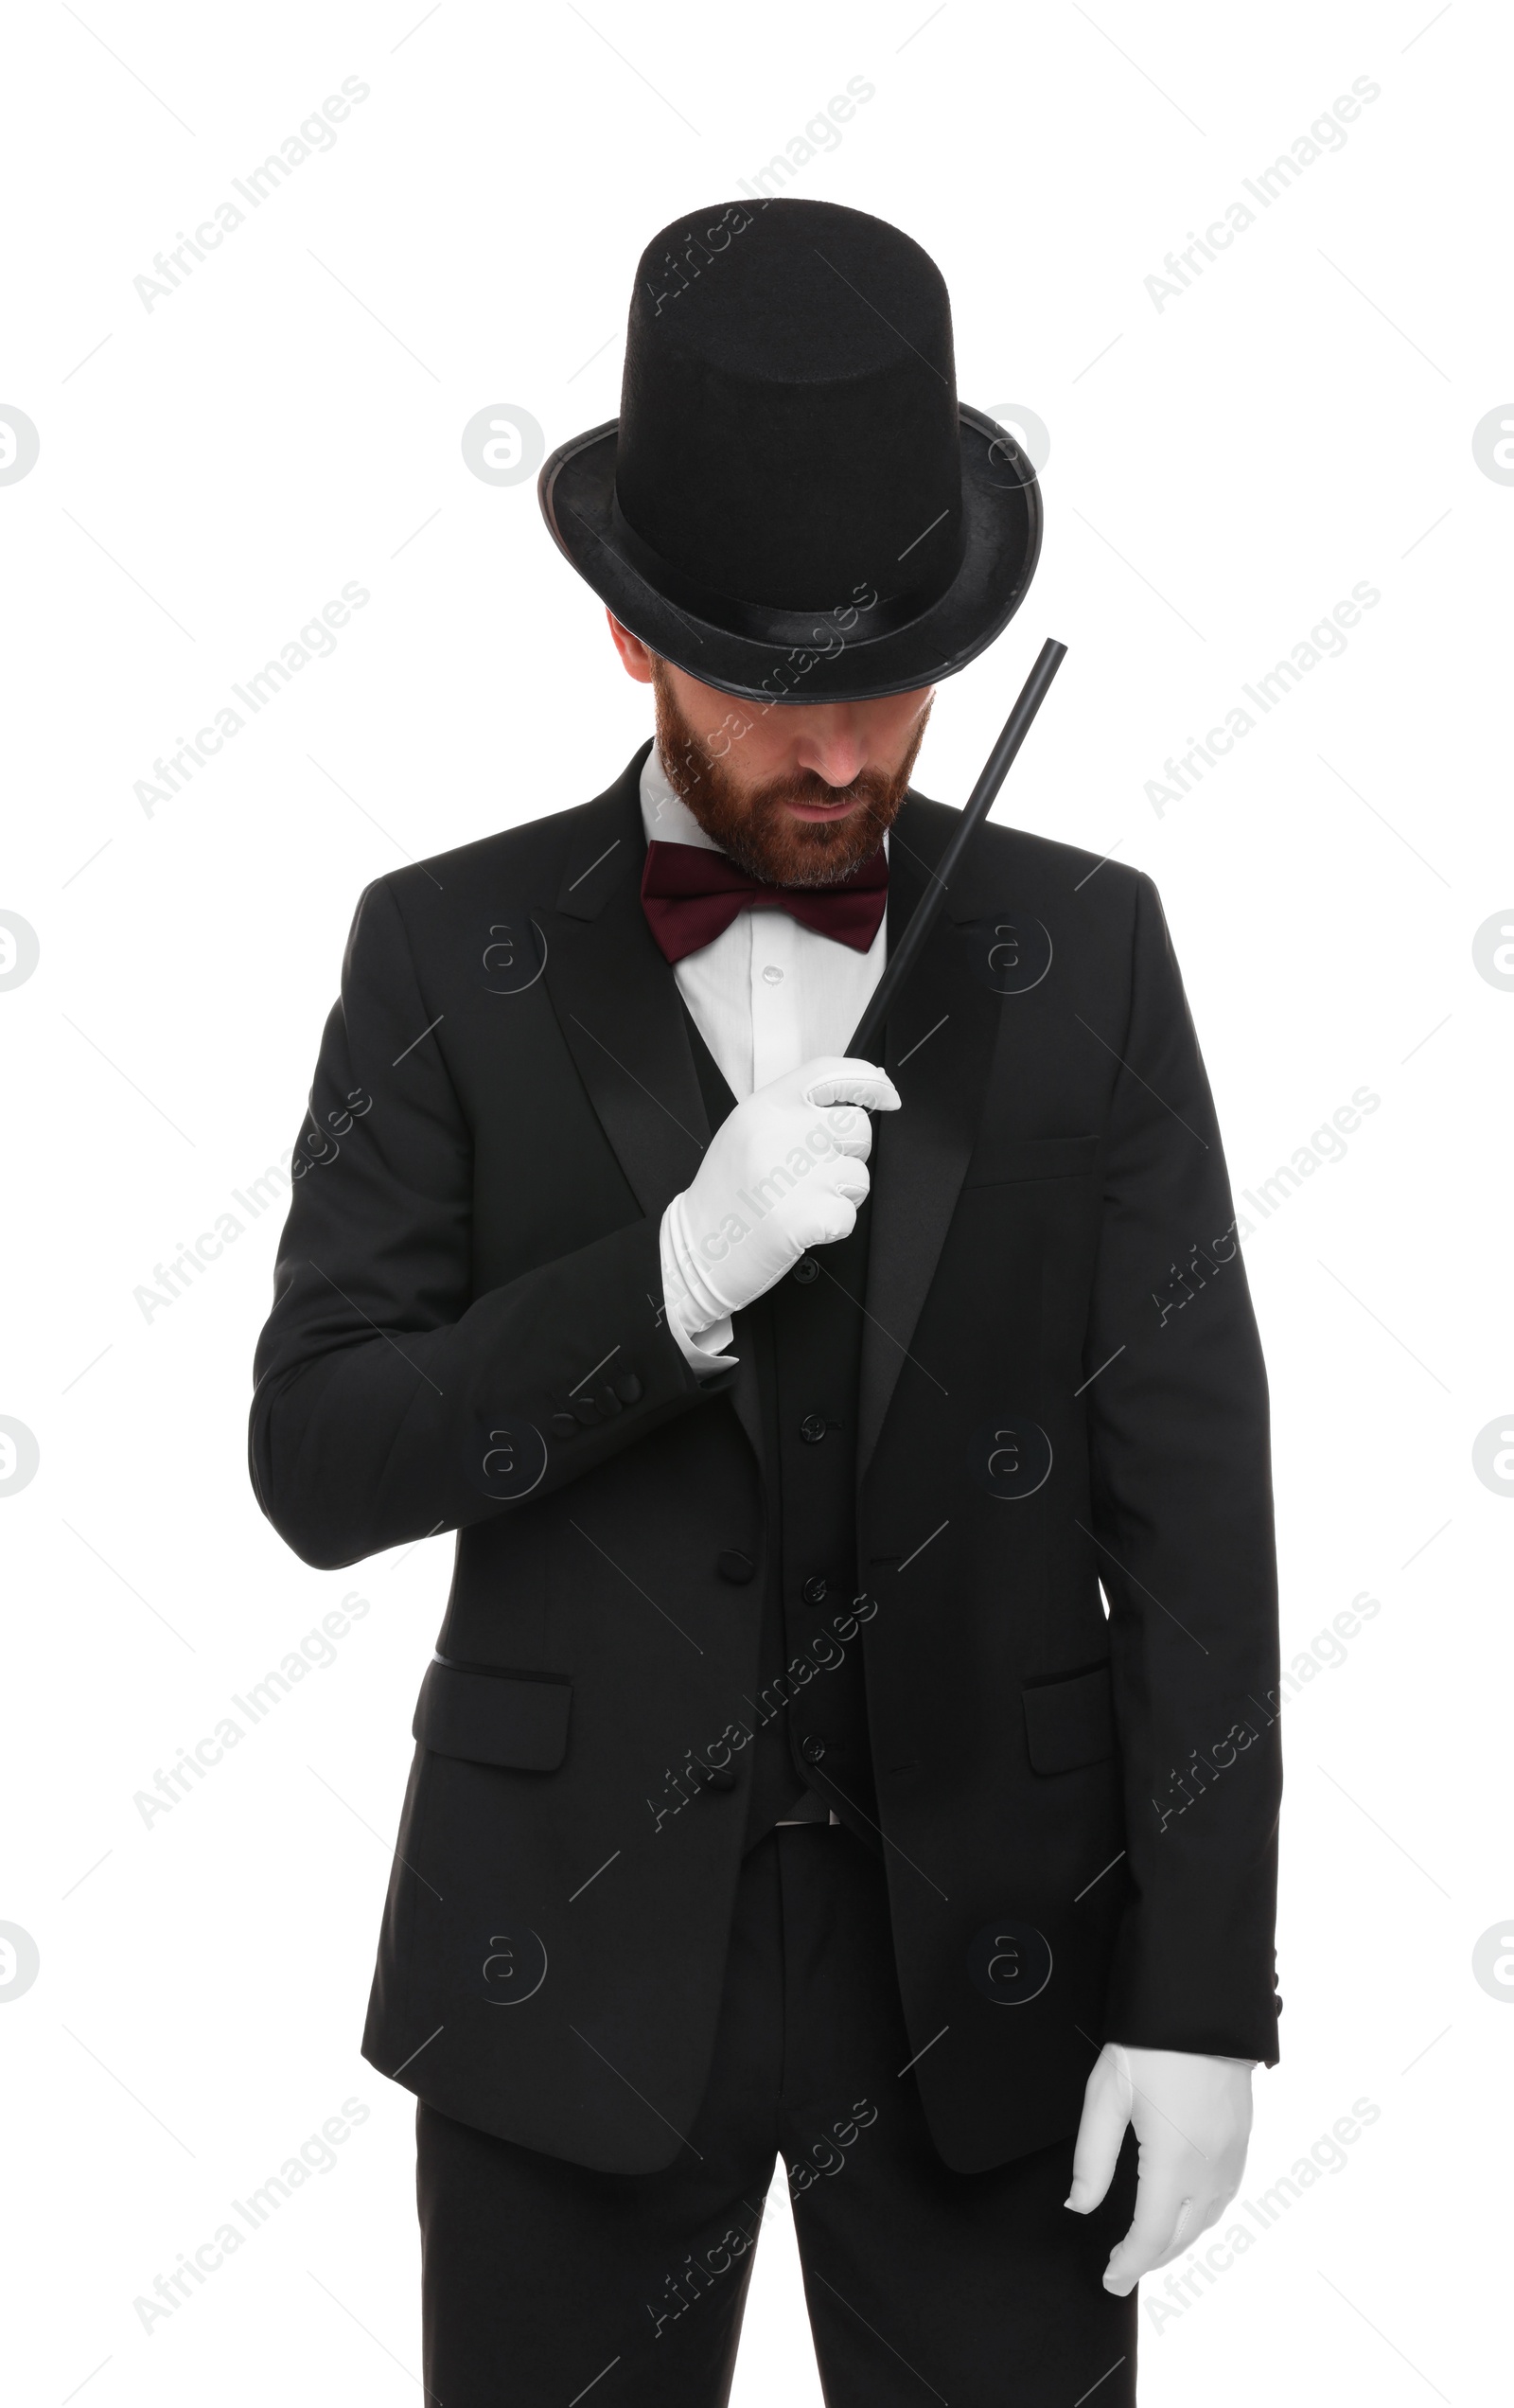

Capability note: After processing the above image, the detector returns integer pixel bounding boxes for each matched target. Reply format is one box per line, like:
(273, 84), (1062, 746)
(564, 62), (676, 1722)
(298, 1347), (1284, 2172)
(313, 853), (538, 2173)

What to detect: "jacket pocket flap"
(964, 1133), (1100, 1189)
(414, 1657), (572, 1771)
(1022, 1661), (1115, 1775)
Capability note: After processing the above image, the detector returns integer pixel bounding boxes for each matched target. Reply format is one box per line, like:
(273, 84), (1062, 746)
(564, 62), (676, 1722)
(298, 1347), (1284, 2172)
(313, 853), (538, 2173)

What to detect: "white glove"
(1066, 2044), (1255, 2295)
(660, 1054), (900, 1362)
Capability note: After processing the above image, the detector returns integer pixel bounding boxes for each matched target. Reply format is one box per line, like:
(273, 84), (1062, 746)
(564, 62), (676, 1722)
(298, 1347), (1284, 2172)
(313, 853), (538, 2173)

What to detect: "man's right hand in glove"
(660, 1054), (901, 1370)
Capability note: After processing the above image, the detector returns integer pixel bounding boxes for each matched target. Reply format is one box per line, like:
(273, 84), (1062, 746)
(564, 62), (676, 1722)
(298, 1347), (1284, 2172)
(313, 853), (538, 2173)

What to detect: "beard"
(650, 664), (930, 889)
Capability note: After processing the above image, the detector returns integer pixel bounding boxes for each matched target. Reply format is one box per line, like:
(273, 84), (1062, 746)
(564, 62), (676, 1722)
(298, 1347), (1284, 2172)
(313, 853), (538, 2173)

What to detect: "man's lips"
(783, 792), (866, 822)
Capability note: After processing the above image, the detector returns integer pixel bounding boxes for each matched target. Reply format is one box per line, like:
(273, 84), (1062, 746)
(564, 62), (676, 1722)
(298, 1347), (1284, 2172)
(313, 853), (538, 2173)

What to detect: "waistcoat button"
(800, 1413), (826, 1443)
(801, 1574), (828, 1604)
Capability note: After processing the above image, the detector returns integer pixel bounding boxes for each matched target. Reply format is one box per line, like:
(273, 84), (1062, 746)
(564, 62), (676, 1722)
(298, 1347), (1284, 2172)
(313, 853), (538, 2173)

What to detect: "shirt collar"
(639, 743), (721, 853)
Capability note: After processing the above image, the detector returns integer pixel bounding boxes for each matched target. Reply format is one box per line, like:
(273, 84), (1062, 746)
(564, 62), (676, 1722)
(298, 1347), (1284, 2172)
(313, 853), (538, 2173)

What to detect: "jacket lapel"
(857, 799), (1001, 1479)
(540, 747), (766, 1469)
(543, 749), (710, 1219)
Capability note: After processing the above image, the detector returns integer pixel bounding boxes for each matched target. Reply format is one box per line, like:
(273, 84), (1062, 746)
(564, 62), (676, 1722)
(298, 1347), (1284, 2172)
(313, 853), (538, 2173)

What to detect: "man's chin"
(743, 824), (879, 889)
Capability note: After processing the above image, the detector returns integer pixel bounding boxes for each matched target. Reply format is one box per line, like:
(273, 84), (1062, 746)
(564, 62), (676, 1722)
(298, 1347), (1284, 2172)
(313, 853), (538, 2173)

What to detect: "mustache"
(752, 767), (896, 813)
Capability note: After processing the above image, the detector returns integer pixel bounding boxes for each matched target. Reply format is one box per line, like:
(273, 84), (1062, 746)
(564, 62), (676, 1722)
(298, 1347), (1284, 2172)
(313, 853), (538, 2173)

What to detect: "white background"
(2, 3), (1509, 2401)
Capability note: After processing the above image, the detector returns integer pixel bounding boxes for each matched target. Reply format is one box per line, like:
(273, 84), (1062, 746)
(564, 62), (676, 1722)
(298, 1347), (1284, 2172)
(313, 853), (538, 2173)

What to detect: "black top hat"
(538, 199), (1041, 703)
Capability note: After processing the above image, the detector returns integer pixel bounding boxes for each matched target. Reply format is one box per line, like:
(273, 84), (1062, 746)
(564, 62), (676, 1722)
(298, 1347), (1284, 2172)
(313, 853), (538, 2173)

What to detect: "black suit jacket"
(250, 742), (1282, 2175)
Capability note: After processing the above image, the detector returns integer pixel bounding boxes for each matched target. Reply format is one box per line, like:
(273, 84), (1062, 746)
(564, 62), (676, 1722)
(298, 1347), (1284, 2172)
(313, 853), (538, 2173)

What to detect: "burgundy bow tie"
(640, 839), (889, 966)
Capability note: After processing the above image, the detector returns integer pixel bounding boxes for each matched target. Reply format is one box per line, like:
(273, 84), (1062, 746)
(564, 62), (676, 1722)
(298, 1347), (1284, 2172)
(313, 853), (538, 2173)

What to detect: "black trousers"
(417, 1825), (1138, 2406)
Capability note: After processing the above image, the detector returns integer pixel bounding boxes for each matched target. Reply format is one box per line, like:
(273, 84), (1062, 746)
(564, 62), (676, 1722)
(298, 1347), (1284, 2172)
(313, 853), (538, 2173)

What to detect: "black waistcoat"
(679, 1007), (881, 1857)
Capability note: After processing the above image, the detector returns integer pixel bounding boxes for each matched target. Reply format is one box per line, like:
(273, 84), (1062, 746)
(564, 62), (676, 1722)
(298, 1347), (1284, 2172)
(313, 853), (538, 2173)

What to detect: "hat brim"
(537, 404), (1042, 704)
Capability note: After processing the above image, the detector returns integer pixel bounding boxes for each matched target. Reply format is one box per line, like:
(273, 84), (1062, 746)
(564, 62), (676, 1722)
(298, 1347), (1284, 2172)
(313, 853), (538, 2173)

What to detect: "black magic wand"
(847, 636), (1067, 1061)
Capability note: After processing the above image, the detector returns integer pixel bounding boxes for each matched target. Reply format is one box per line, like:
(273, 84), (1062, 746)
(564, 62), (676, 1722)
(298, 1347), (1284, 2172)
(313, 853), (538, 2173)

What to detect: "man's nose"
(793, 726), (869, 788)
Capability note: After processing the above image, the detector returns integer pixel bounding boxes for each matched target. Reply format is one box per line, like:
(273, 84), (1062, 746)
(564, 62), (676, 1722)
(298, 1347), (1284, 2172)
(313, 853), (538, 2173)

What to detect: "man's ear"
(607, 610), (657, 685)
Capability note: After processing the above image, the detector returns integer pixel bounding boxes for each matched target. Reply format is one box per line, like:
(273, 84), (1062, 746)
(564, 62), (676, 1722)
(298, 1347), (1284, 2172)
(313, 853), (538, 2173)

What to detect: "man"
(251, 199), (1281, 2405)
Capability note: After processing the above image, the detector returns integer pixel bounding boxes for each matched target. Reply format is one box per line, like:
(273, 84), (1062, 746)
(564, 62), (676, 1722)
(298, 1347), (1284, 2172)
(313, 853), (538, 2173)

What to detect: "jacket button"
(571, 1395), (600, 1425)
(717, 1549), (755, 1584)
(792, 1256), (819, 1284)
(549, 1413), (576, 1437)
(800, 1413), (827, 1443)
(801, 1735), (827, 1764)
(615, 1372), (643, 1404)
(801, 1574), (828, 1605)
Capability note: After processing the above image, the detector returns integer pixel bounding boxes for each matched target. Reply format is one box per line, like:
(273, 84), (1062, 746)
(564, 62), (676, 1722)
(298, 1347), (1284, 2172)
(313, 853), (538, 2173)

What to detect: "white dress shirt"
(643, 743), (888, 1372)
(643, 742), (882, 1832)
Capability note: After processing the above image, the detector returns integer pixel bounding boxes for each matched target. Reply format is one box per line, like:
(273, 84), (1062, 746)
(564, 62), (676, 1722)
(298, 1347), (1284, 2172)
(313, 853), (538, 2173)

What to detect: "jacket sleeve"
(1084, 872), (1282, 2064)
(248, 876), (727, 1570)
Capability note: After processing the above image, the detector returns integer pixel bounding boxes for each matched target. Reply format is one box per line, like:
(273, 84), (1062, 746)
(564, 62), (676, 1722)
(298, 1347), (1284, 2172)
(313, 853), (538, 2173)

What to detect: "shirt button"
(800, 1413), (827, 1444)
(801, 1575), (828, 1605)
(801, 1736), (827, 1764)
(792, 1256), (819, 1285)
(761, 964), (784, 985)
